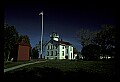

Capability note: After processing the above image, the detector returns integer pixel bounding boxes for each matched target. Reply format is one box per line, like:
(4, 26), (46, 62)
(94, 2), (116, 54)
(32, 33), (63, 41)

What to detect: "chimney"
(61, 39), (62, 41)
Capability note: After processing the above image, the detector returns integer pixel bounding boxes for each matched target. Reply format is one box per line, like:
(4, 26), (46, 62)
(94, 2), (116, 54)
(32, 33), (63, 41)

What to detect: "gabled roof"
(45, 39), (72, 46)
(16, 39), (30, 46)
(18, 41), (30, 46)
(57, 40), (72, 45)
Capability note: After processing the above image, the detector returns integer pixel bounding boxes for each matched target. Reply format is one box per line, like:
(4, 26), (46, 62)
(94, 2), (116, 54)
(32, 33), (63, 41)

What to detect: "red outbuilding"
(13, 39), (31, 61)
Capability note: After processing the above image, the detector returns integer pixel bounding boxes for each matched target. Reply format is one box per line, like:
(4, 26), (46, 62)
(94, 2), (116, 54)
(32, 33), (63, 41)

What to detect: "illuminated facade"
(45, 32), (74, 59)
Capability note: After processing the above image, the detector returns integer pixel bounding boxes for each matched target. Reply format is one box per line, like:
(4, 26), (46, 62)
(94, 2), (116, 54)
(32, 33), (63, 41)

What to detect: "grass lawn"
(4, 60), (116, 81)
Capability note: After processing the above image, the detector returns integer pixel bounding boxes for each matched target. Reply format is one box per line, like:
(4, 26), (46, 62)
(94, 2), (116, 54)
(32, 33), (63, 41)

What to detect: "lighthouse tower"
(50, 32), (59, 41)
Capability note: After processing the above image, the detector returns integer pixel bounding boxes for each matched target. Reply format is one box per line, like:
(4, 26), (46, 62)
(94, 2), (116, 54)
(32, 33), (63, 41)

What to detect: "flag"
(39, 11), (43, 15)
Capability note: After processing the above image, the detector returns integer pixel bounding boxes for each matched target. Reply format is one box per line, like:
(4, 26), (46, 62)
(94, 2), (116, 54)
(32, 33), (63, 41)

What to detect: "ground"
(4, 60), (116, 81)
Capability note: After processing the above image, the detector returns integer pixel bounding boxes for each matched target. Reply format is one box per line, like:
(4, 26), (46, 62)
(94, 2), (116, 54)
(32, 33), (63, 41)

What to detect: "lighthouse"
(50, 32), (59, 41)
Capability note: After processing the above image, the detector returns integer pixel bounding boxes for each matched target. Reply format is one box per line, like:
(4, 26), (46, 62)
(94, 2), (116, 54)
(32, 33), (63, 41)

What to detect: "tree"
(73, 47), (79, 60)
(32, 47), (39, 59)
(76, 28), (97, 47)
(94, 24), (115, 58)
(81, 44), (101, 60)
(4, 24), (19, 61)
(73, 47), (79, 54)
(18, 34), (31, 45)
(35, 40), (47, 54)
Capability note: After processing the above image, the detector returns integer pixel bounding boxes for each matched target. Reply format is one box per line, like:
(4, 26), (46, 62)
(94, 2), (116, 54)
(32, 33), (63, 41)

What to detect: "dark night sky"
(4, 1), (115, 54)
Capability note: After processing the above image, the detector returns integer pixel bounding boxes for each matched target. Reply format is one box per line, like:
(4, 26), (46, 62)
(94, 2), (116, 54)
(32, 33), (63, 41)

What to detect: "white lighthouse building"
(45, 32), (74, 60)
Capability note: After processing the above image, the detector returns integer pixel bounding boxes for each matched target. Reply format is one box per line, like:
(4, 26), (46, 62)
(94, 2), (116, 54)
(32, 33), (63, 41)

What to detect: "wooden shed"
(13, 39), (31, 61)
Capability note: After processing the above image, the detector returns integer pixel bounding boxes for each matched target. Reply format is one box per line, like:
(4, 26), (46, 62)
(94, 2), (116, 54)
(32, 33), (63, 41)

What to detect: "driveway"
(4, 60), (47, 73)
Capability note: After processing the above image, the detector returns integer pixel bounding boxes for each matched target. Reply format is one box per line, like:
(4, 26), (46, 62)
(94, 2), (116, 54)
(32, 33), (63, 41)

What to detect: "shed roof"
(17, 39), (30, 46)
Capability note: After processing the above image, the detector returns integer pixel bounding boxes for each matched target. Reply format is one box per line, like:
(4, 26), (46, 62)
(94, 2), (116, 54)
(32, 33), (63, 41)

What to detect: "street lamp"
(39, 11), (43, 59)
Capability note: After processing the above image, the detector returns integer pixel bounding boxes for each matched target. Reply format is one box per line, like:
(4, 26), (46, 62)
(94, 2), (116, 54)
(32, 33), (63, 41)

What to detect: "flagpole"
(39, 11), (43, 59)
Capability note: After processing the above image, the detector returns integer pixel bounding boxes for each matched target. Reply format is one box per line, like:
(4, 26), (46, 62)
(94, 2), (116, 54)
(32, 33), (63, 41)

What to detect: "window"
(62, 51), (64, 56)
(55, 57), (57, 59)
(71, 53), (72, 59)
(63, 46), (64, 49)
(55, 51), (57, 56)
(66, 49), (68, 54)
(51, 45), (52, 49)
(51, 51), (53, 56)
